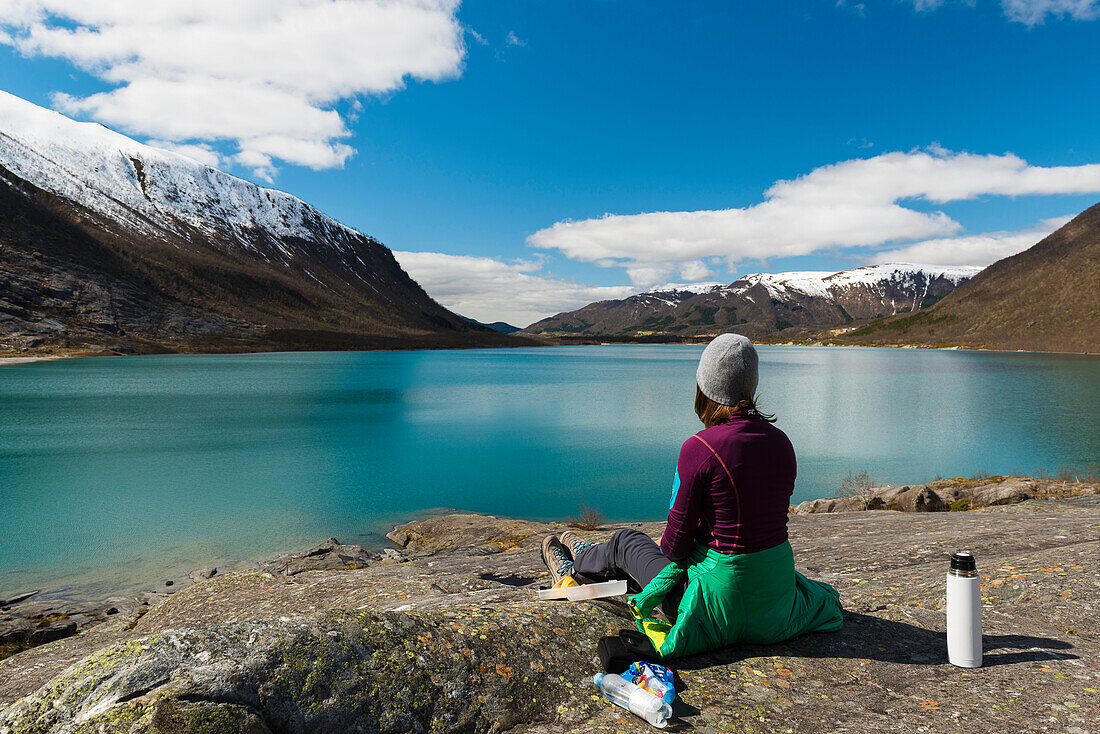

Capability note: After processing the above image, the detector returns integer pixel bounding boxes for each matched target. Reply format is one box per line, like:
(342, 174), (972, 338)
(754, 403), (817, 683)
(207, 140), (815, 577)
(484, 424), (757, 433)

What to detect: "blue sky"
(1, 0), (1099, 325)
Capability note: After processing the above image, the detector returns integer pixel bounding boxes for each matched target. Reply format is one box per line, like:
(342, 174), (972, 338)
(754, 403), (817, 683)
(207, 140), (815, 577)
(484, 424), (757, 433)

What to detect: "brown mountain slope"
(0, 166), (533, 355)
(835, 202), (1100, 353)
(523, 265), (976, 340)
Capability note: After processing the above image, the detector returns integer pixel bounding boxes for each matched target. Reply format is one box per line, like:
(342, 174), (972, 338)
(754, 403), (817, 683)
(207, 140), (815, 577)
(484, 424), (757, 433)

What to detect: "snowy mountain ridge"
(635, 263), (982, 306)
(0, 90), (360, 260)
(648, 282), (726, 295)
(733, 263), (982, 305)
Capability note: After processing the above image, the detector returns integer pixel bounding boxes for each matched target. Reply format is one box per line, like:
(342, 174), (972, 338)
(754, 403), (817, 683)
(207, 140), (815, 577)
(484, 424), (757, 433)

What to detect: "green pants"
(629, 540), (843, 659)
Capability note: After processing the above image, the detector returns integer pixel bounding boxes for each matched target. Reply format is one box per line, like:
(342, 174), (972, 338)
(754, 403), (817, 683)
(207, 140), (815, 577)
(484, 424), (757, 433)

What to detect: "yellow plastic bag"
(629, 597), (671, 653)
(552, 575), (579, 589)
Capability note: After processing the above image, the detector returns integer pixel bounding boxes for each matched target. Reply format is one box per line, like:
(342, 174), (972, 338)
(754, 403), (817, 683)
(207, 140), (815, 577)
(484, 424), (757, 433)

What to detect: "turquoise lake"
(1, 345), (1097, 598)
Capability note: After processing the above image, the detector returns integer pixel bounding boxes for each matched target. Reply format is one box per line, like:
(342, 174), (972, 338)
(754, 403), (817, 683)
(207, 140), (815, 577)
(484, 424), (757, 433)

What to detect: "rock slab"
(3, 499), (1100, 733)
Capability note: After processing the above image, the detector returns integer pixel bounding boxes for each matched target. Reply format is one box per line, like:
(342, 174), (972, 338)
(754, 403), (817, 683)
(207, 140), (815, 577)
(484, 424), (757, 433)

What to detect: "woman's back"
(661, 416), (796, 559)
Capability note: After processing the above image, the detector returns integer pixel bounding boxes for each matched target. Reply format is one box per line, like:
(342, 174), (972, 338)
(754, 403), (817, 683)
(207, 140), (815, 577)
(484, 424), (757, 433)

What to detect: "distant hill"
(0, 91), (532, 355)
(833, 203), (1100, 353)
(522, 264), (979, 340)
(460, 317), (522, 334)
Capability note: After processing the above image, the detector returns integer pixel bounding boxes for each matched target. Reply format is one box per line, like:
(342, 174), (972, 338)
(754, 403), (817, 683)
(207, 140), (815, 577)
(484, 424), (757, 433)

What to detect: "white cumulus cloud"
(1002, 0), (1100, 24)
(679, 259), (715, 281)
(393, 251), (636, 328)
(907, 0), (949, 10)
(871, 216), (1073, 266)
(0, 0), (466, 175)
(903, 0), (1100, 24)
(527, 148), (1100, 276)
(145, 140), (224, 169)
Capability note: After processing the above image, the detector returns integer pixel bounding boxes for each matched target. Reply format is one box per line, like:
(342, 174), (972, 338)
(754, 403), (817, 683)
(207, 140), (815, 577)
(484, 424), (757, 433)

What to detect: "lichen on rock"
(0, 603), (622, 733)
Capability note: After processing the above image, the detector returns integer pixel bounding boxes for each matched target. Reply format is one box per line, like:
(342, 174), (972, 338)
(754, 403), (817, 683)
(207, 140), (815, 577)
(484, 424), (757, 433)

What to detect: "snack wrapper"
(624, 661), (676, 705)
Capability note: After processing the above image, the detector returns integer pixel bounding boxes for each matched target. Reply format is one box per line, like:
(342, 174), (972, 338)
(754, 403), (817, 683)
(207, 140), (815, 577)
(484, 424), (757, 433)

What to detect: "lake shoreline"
(2, 339), (1097, 367)
(0, 339), (546, 366)
(0, 355), (78, 366)
(0, 331), (549, 366)
(4, 474), (1096, 664)
(3, 490), (1100, 730)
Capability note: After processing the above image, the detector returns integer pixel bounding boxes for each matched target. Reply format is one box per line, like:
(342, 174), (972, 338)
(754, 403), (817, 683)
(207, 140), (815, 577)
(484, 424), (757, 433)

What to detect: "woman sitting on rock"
(541, 333), (843, 659)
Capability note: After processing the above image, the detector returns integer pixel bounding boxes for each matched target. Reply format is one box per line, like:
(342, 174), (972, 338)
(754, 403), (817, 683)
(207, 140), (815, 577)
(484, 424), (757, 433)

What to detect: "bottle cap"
(950, 551), (977, 574)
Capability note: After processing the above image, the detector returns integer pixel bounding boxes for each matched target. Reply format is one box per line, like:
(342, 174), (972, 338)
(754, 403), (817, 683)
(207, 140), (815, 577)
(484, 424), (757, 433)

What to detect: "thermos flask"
(946, 550), (982, 668)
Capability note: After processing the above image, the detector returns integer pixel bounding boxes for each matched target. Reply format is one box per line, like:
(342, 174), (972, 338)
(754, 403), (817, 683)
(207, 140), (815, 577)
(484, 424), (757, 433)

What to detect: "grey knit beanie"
(696, 333), (759, 406)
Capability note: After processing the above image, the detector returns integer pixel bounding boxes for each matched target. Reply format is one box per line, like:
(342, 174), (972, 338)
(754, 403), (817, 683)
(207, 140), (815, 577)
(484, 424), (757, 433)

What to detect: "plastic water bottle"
(592, 673), (672, 728)
(946, 550), (983, 668)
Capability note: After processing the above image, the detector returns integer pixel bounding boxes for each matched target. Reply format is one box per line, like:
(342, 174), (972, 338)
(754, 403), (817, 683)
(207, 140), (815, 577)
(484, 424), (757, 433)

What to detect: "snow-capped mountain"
(724, 263), (981, 318)
(0, 90), (514, 354)
(615, 284), (724, 309)
(649, 282), (727, 296)
(0, 90), (370, 265)
(524, 263), (982, 338)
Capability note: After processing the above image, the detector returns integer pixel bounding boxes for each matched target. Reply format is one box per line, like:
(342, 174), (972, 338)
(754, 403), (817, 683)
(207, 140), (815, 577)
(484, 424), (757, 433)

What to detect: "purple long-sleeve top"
(660, 416), (797, 560)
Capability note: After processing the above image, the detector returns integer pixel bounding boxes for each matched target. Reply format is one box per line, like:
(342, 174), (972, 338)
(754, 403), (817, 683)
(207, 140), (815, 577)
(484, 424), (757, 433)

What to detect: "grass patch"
(640, 315), (675, 328)
(919, 291), (948, 309)
(1039, 464), (1100, 483)
(1015, 464), (1099, 484)
(555, 321), (594, 333)
(567, 502), (604, 530)
(688, 306), (718, 325)
(848, 310), (958, 337)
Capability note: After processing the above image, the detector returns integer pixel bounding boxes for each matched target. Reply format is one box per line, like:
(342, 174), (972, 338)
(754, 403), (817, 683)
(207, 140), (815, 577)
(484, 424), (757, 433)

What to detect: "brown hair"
(694, 384), (776, 428)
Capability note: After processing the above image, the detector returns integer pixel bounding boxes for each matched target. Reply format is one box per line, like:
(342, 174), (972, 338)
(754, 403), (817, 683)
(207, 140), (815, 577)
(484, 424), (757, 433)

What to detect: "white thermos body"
(946, 550), (982, 668)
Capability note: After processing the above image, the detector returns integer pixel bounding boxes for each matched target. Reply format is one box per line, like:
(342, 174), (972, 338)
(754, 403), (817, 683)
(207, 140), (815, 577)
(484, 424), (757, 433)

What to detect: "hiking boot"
(541, 534), (574, 585)
(560, 530), (596, 560)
